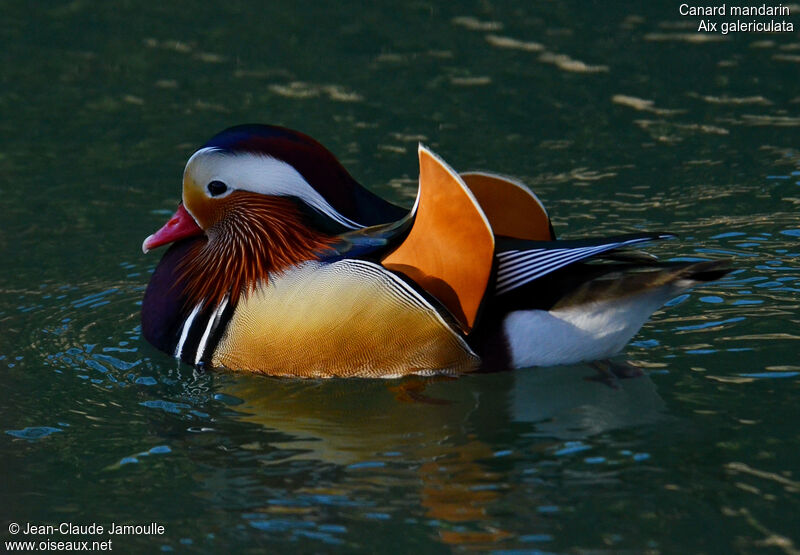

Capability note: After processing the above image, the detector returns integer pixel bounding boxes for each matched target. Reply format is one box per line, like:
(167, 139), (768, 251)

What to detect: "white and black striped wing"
(495, 234), (673, 295)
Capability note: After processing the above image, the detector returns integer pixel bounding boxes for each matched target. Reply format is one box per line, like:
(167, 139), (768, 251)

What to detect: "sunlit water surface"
(2, 2), (799, 553)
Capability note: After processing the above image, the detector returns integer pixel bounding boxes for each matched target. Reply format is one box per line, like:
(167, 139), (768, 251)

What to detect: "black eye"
(207, 180), (228, 197)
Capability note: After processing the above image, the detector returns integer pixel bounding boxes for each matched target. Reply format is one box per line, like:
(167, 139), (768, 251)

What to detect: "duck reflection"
(508, 363), (667, 439)
(221, 364), (666, 460)
(216, 364), (666, 548)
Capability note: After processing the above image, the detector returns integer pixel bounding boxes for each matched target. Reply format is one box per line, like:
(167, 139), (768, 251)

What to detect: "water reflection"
(222, 365), (666, 463)
(216, 365), (667, 548)
(509, 365), (666, 439)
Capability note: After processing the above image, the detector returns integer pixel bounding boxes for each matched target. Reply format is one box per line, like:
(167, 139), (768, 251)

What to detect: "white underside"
(503, 286), (678, 368)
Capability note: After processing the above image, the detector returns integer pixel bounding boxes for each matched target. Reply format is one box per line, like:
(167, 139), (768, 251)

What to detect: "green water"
(2, 1), (799, 552)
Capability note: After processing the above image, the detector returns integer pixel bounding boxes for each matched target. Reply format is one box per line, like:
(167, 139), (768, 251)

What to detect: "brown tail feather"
(677, 259), (734, 283)
(551, 259), (733, 310)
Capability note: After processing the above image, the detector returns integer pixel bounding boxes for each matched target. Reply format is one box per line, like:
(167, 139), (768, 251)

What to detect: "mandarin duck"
(141, 124), (731, 378)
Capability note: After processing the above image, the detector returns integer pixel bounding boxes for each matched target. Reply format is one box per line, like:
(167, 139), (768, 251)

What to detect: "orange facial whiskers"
(176, 192), (333, 309)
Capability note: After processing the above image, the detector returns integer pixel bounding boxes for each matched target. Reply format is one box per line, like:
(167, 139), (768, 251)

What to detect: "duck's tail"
(673, 259), (734, 285)
(496, 259), (734, 369)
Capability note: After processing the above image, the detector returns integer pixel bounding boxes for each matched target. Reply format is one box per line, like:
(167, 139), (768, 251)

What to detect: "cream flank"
(212, 259), (480, 378)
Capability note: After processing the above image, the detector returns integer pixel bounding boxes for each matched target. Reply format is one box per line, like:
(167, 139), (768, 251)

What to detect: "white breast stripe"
(495, 237), (657, 295)
(194, 296), (229, 365)
(175, 304), (201, 358)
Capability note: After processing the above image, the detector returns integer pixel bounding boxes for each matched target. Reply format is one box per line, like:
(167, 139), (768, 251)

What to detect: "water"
(2, 1), (799, 552)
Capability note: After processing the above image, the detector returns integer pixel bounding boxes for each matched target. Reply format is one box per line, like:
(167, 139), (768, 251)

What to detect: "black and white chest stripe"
(173, 296), (236, 366)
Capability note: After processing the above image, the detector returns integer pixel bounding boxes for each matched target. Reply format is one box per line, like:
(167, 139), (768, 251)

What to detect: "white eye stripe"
(185, 148), (362, 229)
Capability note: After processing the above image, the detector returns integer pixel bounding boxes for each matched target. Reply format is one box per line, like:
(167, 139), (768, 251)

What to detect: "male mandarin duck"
(141, 124), (731, 378)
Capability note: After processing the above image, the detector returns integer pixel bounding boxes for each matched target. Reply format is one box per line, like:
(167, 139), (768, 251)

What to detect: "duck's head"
(142, 124), (378, 253)
(142, 124), (402, 307)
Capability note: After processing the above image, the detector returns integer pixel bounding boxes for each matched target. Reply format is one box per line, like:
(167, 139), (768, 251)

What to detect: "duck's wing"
(486, 256), (732, 317)
(322, 153), (669, 333)
(320, 212), (414, 261)
(494, 233), (675, 295)
(460, 172), (555, 241)
(381, 146), (496, 334)
(318, 149), (498, 334)
(324, 170), (554, 262)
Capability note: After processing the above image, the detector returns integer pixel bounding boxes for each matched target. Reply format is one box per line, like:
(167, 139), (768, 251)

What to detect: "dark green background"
(2, 1), (799, 552)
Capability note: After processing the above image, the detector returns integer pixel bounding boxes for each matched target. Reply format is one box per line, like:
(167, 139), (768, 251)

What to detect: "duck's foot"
(607, 359), (645, 379)
(388, 377), (453, 405)
(586, 359), (644, 389)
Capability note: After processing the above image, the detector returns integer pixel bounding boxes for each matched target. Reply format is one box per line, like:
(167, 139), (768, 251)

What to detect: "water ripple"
(6, 426), (64, 440)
